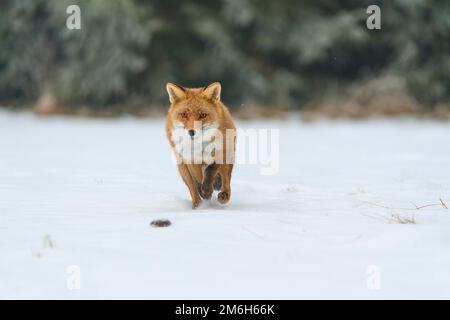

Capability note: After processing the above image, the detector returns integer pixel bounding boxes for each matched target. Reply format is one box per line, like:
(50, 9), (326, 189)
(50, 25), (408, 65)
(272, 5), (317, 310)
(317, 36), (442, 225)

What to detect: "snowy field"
(1, 110), (450, 299)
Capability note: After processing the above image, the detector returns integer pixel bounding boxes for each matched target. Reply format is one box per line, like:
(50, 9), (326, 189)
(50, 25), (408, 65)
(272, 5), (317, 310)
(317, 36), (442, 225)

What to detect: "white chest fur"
(171, 122), (220, 164)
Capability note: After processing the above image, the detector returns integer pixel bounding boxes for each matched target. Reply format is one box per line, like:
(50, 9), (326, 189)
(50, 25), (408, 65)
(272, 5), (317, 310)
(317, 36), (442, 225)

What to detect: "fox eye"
(199, 112), (207, 119)
(180, 112), (188, 118)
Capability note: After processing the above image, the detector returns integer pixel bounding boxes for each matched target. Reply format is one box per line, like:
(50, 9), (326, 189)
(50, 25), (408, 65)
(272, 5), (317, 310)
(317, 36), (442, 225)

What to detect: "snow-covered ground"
(1, 110), (450, 299)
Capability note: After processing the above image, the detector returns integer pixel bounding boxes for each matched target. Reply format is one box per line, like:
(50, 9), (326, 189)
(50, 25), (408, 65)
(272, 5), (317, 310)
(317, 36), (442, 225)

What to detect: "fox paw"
(201, 184), (213, 200)
(217, 191), (230, 204)
(192, 199), (201, 209)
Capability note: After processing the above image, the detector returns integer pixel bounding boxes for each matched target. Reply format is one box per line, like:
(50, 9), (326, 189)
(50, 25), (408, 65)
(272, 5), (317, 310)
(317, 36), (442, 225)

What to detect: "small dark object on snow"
(150, 219), (172, 228)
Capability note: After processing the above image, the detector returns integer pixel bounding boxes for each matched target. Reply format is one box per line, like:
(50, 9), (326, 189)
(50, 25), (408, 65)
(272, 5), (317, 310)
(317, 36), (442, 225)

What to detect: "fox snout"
(181, 120), (203, 137)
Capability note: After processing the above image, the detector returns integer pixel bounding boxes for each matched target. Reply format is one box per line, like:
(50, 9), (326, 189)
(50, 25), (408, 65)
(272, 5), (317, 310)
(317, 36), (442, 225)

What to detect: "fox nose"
(188, 129), (196, 137)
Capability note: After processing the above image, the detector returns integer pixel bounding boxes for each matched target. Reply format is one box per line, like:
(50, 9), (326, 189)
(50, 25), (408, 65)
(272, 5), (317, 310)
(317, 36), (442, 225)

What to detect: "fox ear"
(166, 83), (186, 103)
(202, 82), (221, 101)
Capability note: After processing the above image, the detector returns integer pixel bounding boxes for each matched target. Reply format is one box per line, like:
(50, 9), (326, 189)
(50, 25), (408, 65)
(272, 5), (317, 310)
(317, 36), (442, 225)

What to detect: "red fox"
(166, 82), (236, 208)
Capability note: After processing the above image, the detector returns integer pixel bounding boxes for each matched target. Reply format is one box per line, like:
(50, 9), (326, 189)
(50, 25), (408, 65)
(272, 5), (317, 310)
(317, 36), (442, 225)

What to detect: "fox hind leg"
(213, 174), (222, 191)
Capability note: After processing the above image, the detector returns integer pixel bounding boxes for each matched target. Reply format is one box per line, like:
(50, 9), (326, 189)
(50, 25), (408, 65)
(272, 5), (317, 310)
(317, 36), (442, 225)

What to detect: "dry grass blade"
(361, 198), (449, 224)
(362, 199), (449, 212)
(362, 212), (416, 224)
(439, 198), (448, 209)
(390, 213), (416, 224)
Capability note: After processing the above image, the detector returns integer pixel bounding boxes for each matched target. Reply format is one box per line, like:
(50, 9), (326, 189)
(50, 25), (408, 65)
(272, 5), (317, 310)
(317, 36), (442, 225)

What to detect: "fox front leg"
(178, 164), (201, 209)
(217, 164), (233, 204)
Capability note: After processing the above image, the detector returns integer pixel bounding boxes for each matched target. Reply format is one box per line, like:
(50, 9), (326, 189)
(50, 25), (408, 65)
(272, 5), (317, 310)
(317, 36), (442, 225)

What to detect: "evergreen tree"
(0, 0), (448, 111)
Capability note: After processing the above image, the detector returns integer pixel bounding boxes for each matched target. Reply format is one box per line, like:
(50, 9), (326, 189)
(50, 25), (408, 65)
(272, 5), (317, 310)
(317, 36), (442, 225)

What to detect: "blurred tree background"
(0, 0), (449, 116)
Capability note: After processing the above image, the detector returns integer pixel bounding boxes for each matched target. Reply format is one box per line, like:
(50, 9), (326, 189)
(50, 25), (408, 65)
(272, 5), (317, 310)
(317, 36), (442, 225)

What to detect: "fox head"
(166, 82), (221, 137)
